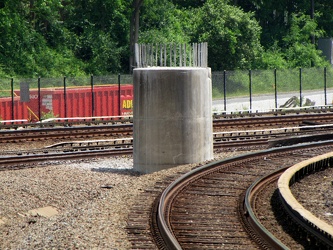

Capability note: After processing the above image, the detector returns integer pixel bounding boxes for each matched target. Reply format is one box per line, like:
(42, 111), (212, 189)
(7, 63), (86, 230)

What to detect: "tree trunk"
(129, 0), (143, 73)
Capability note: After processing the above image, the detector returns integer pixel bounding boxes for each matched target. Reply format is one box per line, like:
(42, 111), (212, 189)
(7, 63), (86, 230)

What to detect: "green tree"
(233, 0), (333, 50)
(316, 0), (333, 37)
(256, 42), (288, 69)
(195, 0), (263, 70)
(256, 13), (328, 69)
(0, 0), (85, 77)
(233, 0), (312, 47)
(171, 0), (206, 8)
(64, 0), (131, 73)
(0, 0), (131, 77)
(139, 0), (192, 44)
(1, 0), (332, 77)
(283, 13), (327, 68)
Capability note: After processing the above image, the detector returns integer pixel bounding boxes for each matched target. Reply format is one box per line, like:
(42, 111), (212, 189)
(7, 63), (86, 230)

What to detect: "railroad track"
(0, 124), (133, 143)
(241, 167), (289, 249)
(0, 139), (133, 171)
(0, 136), (260, 171)
(3, 124), (333, 169)
(2, 108), (333, 142)
(243, 151), (333, 249)
(213, 112), (333, 129)
(214, 123), (333, 150)
(3, 123), (333, 173)
(1, 106), (331, 129)
(0, 116), (133, 129)
(3, 108), (333, 248)
(2, 115), (333, 248)
(127, 140), (333, 249)
(2, 119), (333, 151)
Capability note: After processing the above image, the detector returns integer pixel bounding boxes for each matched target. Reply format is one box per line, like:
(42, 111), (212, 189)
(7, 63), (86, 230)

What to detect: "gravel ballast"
(1, 157), (139, 249)
(0, 153), (241, 249)
(1, 149), (332, 249)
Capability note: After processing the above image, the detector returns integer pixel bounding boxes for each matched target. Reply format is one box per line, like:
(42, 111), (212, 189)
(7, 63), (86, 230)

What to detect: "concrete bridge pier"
(133, 67), (213, 174)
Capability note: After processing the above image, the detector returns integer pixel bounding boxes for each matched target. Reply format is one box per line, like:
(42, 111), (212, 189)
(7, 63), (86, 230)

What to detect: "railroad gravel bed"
(291, 167), (333, 226)
(255, 180), (306, 249)
(1, 140), (332, 249)
(252, 158), (333, 249)
(0, 147), (243, 249)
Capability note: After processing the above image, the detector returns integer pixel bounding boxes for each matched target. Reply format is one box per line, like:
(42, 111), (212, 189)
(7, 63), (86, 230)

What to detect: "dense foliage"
(0, 0), (332, 77)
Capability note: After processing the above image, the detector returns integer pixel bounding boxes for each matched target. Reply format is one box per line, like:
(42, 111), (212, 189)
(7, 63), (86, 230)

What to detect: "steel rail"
(214, 123), (333, 138)
(243, 167), (289, 250)
(2, 107), (333, 131)
(2, 105), (332, 129)
(155, 140), (333, 249)
(1, 113), (333, 145)
(3, 125), (333, 158)
(0, 147), (132, 171)
(213, 113), (333, 128)
(0, 124), (133, 142)
(0, 116), (133, 129)
(2, 125), (329, 161)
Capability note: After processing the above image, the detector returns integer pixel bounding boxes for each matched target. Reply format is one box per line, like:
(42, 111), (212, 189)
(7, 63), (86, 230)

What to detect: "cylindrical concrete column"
(133, 67), (213, 174)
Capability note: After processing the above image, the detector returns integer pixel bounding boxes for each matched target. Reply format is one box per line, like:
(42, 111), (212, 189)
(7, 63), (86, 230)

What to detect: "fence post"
(179, 44), (182, 66)
(223, 70), (227, 112)
(91, 75), (94, 117)
(299, 68), (302, 107)
(324, 67), (327, 105)
(38, 77), (41, 121)
(174, 43), (177, 66)
(249, 69), (252, 111)
(11, 78), (14, 121)
(118, 73), (121, 116)
(274, 69), (278, 110)
(169, 44), (172, 66)
(63, 76), (67, 119)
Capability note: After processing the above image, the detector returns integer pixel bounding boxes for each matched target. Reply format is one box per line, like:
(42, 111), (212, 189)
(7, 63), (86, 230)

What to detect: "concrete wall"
(133, 67), (213, 174)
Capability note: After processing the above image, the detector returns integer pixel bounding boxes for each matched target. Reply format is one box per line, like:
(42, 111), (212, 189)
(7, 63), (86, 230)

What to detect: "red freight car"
(0, 84), (133, 122)
(0, 96), (29, 121)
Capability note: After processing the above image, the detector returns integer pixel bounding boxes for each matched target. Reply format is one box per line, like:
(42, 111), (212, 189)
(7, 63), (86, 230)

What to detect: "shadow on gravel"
(271, 189), (320, 249)
(90, 167), (143, 176)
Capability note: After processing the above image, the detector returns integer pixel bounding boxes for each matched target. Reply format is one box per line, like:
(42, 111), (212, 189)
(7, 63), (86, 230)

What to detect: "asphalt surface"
(212, 89), (333, 112)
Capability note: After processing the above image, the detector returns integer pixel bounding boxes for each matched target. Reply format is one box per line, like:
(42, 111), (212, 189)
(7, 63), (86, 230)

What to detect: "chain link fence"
(0, 74), (132, 122)
(1, 67), (333, 122)
(212, 67), (333, 112)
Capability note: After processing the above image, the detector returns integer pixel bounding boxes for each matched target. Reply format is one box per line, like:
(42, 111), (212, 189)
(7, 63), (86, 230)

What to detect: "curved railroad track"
(241, 167), (290, 249)
(127, 140), (333, 249)
(3, 107), (333, 249)
(243, 151), (333, 249)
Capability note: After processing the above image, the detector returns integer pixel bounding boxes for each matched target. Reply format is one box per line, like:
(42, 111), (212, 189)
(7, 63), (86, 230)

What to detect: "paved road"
(212, 89), (333, 112)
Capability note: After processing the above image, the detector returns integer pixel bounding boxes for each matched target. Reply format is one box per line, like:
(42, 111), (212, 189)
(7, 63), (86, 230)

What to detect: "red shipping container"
(0, 96), (29, 122)
(1, 84), (133, 122)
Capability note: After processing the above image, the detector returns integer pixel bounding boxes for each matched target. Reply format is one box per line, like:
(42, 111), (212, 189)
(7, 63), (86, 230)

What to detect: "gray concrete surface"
(133, 67), (213, 174)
